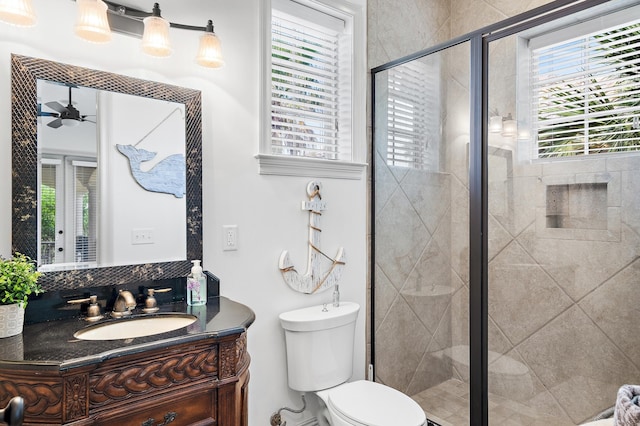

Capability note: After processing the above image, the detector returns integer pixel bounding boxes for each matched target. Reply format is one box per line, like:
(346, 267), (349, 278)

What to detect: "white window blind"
(271, 11), (341, 160)
(73, 162), (97, 264)
(40, 163), (58, 266)
(532, 20), (640, 158)
(386, 59), (439, 169)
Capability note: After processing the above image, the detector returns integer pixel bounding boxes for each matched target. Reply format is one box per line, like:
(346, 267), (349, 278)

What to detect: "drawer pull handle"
(142, 411), (177, 426)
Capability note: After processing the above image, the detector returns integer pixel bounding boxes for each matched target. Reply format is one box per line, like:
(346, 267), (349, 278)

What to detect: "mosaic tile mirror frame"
(11, 54), (203, 291)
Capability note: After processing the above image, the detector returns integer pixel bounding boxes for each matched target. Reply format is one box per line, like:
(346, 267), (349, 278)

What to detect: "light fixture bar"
(100, 0), (207, 38)
(69, 0), (225, 66)
(169, 22), (208, 32)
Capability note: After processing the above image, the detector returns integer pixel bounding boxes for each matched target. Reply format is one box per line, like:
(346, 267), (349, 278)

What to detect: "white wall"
(99, 92), (186, 266)
(0, 1), (368, 425)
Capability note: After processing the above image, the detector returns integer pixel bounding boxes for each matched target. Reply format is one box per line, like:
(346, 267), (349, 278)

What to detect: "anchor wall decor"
(279, 181), (346, 294)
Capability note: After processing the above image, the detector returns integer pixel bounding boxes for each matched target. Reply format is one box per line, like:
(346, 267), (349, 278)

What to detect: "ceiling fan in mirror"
(38, 85), (96, 129)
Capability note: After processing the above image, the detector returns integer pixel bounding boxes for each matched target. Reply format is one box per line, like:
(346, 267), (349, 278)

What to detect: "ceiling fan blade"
(82, 118), (96, 124)
(45, 101), (68, 114)
(37, 104), (59, 117)
(47, 118), (63, 129)
(38, 111), (59, 117)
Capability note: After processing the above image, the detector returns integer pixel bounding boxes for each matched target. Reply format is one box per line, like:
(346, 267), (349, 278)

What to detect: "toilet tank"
(279, 302), (360, 392)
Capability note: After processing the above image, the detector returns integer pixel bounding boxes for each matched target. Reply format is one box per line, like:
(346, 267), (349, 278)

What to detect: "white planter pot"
(0, 303), (25, 338)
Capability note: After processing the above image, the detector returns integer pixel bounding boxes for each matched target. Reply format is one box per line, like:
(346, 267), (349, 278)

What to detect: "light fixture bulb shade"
(142, 15), (172, 57)
(61, 119), (81, 128)
(0, 0), (36, 27)
(196, 31), (225, 68)
(489, 116), (503, 133)
(75, 0), (111, 43)
(502, 119), (517, 137)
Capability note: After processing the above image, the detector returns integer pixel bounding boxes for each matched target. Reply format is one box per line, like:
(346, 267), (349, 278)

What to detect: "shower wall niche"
(537, 172), (621, 243)
(545, 183), (608, 230)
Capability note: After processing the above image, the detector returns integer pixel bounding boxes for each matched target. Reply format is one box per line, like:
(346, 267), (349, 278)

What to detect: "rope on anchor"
(309, 242), (345, 294)
(308, 186), (322, 200)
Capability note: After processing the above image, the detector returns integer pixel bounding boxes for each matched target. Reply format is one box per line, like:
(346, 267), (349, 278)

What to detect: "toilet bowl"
(316, 380), (426, 426)
(279, 302), (426, 426)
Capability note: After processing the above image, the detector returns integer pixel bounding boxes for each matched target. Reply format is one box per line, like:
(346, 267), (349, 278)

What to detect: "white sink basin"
(74, 314), (197, 340)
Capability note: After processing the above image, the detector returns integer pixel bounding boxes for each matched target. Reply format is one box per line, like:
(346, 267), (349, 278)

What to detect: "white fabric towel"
(614, 384), (640, 426)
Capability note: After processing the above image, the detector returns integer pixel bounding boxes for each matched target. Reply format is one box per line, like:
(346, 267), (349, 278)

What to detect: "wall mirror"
(11, 55), (202, 291)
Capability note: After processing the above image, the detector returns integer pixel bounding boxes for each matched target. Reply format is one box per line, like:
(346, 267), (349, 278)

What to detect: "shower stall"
(371, 0), (640, 424)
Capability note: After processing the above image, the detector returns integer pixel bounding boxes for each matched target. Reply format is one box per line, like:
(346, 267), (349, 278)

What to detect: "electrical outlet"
(223, 225), (238, 251)
(132, 228), (154, 245)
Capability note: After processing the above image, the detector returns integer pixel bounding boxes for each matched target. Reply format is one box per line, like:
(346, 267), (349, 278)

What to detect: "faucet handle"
(142, 288), (172, 313)
(67, 295), (103, 322)
(67, 296), (91, 304)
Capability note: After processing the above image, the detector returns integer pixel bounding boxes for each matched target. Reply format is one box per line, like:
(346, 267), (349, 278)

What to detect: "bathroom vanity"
(3, 54), (255, 424)
(0, 296), (254, 425)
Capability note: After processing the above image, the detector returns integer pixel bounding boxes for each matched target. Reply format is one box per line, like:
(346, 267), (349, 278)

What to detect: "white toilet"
(279, 302), (426, 426)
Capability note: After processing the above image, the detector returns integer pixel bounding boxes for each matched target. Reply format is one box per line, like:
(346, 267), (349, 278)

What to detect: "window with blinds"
(39, 157), (97, 268)
(270, 2), (346, 160)
(386, 58), (440, 170)
(532, 19), (640, 158)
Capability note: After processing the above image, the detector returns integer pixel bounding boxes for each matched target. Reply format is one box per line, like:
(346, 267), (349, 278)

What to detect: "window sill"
(255, 154), (367, 180)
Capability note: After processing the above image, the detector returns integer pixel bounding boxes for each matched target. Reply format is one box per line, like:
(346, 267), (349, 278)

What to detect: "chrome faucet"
(111, 290), (136, 318)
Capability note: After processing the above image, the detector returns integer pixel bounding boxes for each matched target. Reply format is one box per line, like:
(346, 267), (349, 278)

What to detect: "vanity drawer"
(92, 390), (216, 426)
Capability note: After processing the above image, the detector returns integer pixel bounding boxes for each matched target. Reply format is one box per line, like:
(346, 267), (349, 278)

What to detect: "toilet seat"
(326, 380), (426, 426)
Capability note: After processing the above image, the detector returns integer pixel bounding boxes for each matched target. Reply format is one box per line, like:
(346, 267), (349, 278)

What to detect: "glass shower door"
(373, 40), (472, 425)
(486, 2), (640, 424)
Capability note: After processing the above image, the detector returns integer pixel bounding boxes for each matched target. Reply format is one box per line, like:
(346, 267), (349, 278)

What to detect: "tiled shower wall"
(370, 0), (640, 425)
(482, 33), (640, 424)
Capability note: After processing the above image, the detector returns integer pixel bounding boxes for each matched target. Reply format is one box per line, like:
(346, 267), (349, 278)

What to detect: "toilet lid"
(327, 380), (426, 426)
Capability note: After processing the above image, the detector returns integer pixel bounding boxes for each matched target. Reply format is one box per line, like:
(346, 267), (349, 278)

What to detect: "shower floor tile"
(413, 379), (576, 426)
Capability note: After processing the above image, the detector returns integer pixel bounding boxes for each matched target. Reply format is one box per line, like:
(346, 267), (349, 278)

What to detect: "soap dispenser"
(187, 260), (207, 306)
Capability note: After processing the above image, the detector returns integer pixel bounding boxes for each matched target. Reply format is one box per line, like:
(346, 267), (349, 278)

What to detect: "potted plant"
(0, 252), (43, 338)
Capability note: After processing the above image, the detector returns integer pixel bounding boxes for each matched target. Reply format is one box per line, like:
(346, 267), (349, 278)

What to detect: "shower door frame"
(370, 0), (614, 424)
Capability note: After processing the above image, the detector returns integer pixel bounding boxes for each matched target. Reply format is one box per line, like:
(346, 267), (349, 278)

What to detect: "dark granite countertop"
(0, 296), (255, 371)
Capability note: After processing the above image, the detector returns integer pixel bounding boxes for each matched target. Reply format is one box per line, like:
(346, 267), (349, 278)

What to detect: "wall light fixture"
(0, 0), (225, 68)
(102, 1), (224, 67)
(489, 111), (518, 137)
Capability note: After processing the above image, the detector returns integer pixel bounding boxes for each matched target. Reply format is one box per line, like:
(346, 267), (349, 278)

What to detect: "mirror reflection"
(38, 81), (99, 270)
(37, 80), (187, 272)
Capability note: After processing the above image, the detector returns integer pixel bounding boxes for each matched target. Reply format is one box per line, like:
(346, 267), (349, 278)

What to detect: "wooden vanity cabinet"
(0, 332), (249, 426)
